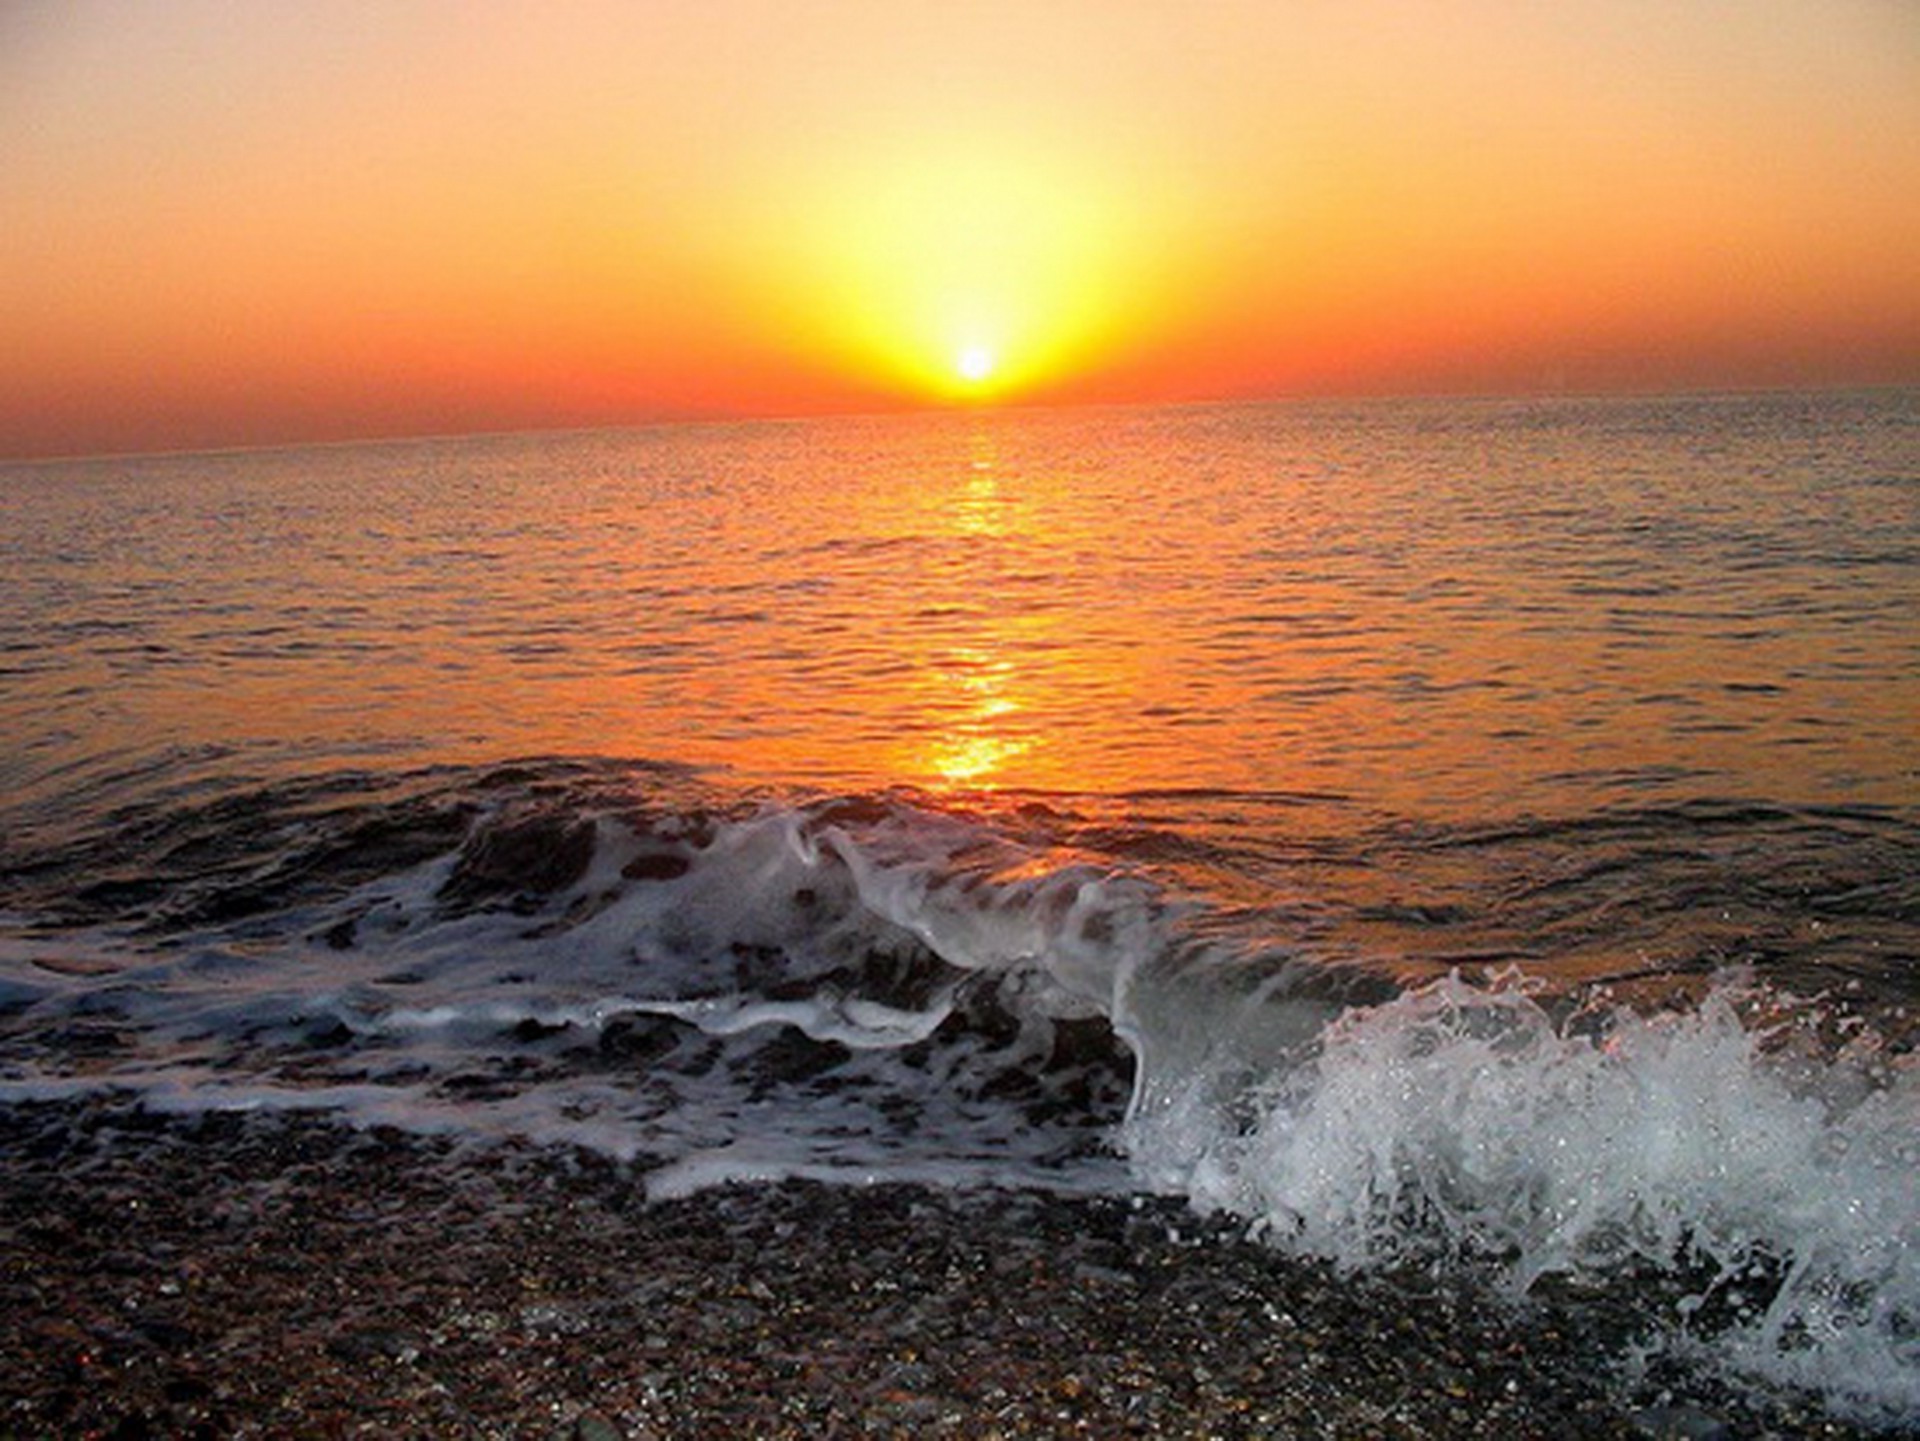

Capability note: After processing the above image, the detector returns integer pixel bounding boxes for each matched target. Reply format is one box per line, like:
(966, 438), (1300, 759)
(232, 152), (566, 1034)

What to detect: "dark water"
(2, 391), (1916, 1419)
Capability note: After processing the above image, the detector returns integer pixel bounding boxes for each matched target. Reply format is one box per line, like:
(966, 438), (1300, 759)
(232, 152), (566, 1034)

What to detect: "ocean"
(2, 390), (1916, 1423)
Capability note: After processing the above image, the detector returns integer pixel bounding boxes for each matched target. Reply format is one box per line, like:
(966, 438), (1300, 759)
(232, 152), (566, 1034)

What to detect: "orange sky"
(2, 1), (1916, 458)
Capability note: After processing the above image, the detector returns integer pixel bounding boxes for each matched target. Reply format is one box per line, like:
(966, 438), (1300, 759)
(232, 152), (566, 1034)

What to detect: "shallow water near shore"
(2, 391), (1916, 1423)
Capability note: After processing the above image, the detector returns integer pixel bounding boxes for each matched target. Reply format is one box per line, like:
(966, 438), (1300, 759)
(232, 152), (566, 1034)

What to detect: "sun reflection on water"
(924, 644), (1029, 787)
(895, 426), (1040, 790)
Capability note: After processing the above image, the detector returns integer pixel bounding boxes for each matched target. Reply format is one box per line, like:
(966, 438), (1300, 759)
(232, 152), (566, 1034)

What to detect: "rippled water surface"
(7, 391), (1914, 821)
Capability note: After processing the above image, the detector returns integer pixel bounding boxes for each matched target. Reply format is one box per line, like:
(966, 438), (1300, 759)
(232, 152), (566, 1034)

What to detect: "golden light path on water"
(914, 450), (1030, 787)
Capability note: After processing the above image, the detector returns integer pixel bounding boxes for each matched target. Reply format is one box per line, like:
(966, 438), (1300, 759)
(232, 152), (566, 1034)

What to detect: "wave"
(0, 759), (1914, 1420)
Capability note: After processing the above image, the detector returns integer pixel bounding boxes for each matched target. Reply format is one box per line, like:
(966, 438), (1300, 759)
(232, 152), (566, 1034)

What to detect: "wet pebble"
(0, 1097), (1899, 1439)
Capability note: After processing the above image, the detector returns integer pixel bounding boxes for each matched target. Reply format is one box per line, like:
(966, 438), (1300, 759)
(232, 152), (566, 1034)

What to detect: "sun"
(764, 126), (1164, 407)
(956, 345), (995, 384)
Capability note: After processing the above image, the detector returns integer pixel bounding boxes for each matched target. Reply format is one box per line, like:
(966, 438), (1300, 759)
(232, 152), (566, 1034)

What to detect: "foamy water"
(2, 392), (1916, 1419)
(2, 775), (1914, 1417)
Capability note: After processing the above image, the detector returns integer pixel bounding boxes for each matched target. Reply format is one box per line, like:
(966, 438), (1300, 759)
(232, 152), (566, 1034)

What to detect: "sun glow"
(762, 128), (1175, 406)
(956, 346), (995, 385)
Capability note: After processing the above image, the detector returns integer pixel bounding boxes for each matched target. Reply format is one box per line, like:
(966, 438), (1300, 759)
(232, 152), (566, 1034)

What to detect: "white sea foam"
(1121, 970), (1919, 1420)
(2, 796), (1915, 1418)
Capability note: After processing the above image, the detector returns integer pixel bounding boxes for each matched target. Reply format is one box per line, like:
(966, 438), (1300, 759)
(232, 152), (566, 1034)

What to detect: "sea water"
(1, 392), (1916, 1419)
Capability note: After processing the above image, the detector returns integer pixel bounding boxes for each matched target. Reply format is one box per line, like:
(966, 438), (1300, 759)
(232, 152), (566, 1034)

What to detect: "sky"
(2, 1), (1917, 458)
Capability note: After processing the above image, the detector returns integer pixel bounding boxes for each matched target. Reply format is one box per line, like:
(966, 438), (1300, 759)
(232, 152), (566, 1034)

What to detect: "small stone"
(551, 1411), (623, 1441)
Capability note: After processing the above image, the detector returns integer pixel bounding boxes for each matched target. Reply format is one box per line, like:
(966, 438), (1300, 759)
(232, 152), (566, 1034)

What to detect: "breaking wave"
(0, 761), (1914, 1419)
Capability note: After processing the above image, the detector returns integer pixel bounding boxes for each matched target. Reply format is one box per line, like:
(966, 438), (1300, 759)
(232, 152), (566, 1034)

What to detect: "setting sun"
(747, 120), (1189, 409)
(956, 346), (995, 385)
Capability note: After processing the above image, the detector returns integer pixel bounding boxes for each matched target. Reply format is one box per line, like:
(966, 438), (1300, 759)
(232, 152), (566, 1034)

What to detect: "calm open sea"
(3, 391), (1917, 1418)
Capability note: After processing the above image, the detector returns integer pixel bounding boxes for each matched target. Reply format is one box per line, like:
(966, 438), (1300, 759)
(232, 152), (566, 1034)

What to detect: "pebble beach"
(1, 1098), (1890, 1439)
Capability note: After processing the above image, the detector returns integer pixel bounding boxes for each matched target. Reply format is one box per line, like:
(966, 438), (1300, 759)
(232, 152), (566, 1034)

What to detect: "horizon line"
(3, 377), (1914, 469)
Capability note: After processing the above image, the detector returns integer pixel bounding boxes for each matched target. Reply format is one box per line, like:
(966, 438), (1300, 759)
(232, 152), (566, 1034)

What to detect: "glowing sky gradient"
(2, 1), (1916, 457)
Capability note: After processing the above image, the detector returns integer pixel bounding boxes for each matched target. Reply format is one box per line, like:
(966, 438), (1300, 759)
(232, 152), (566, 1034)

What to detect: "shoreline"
(0, 1099), (1889, 1438)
